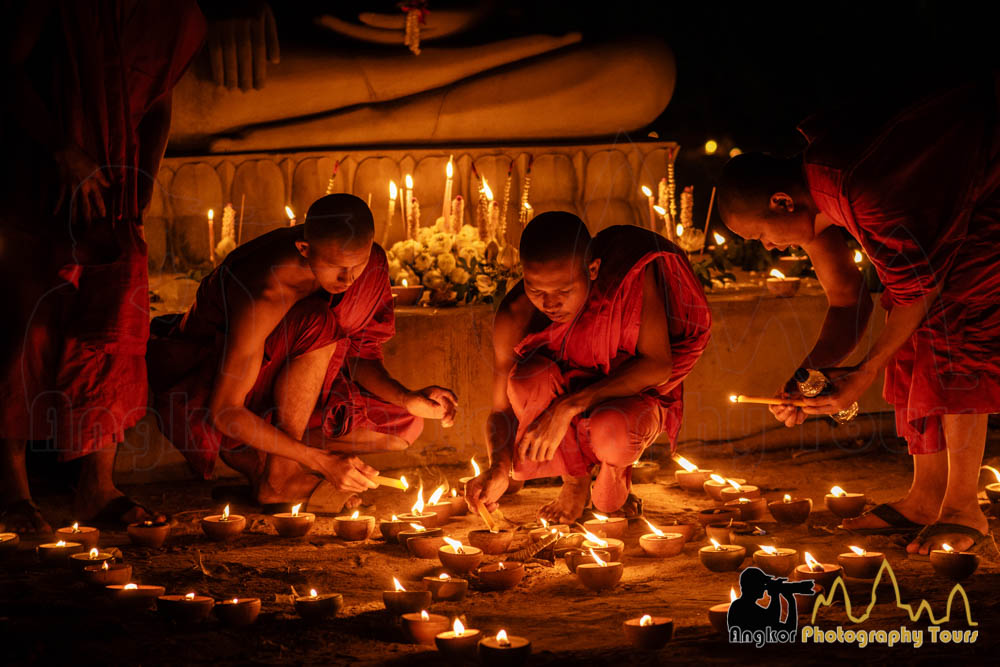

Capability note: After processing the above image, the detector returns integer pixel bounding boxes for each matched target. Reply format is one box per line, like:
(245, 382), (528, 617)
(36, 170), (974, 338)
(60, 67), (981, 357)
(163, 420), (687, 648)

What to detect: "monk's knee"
(589, 407), (645, 468)
(508, 356), (562, 408)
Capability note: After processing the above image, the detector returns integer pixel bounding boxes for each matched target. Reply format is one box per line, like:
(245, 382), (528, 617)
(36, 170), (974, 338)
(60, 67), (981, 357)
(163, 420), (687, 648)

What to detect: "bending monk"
(718, 74), (1000, 554)
(465, 212), (711, 523)
(148, 194), (456, 508)
(0, 0), (204, 533)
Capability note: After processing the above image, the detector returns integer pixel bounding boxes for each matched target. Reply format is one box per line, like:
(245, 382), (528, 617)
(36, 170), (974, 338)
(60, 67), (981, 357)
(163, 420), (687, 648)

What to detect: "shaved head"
(519, 211), (592, 266)
(303, 193), (374, 249)
(519, 211), (598, 323)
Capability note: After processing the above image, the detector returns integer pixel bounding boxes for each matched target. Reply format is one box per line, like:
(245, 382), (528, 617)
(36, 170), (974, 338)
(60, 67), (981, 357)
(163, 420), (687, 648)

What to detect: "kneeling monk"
(466, 212), (711, 523)
(148, 194), (456, 508)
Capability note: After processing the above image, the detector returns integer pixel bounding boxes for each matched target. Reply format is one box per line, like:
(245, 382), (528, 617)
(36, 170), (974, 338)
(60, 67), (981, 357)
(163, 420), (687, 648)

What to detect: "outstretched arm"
(352, 357), (457, 427)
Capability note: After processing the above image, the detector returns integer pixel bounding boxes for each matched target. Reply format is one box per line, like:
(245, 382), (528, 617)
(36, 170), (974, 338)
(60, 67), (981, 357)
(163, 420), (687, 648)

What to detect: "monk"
(718, 75), (1000, 554)
(465, 213), (711, 523)
(0, 0), (205, 533)
(148, 194), (457, 509)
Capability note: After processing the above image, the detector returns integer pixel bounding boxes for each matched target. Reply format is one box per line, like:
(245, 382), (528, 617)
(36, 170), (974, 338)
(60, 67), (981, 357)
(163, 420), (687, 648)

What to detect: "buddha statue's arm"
(318, 7), (490, 45)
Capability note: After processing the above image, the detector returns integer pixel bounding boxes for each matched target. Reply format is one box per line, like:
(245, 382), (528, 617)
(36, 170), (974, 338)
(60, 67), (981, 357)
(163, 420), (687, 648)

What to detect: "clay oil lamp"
(696, 507), (740, 527)
(752, 544), (799, 577)
(576, 548), (624, 591)
(708, 588), (737, 634)
(719, 479), (761, 503)
(448, 488), (468, 517)
(583, 513), (628, 540)
(37, 539), (84, 565)
(424, 485), (454, 523)
(215, 597), (261, 627)
(638, 519), (685, 557)
(728, 523), (769, 550)
(564, 548), (611, 574)
(127, 520), (170, 548)
(930, 543), (980, 581)
(398, 486), (440, 529)
(397, 522), (444, 547)
(766, 268), (801, 297)
(0, 532), (20, 555)
(468, 528), (514, 555)
(704, 474), (745, 502)
(631, 460), (660, 484)
(624, 614), (674, 650)
(439, 537), (483, 574)
(724, 496), (767, 522)
(581, 530), (624, 561)
(407, 530), (447, 559)
(479, 629), (532, 667)
(660, 519), (697, 543)
(273, 503), (315, 538)
(108, 583), (166, 609)
(334, 509), (375, 542)
(699, 538), (746, 572)
(436, 617), (481, 660)
(392, 277), (424, 305)
(837, 545), (886, 579)
(825, 486), (867, 519)
(70, 547), (114, 571)
(56, 522), (99, 550)
(793, 552), (844, 592)
(158, 591), (214, 624)
(529, 518), (570, 543)
(379, 515), (411, 542)
(383, 577), (432, 615)
(982, 465), (1000, 503)
(706, 519), (745, 545)
(402, 608), (450, 645)
(768, 494), (813, 525)
(477, 561), (524, 591)
(201, 504), (245, 541)
(84, 560), (132, 586)
(294, 588), (342, 621)
(673, 455), (713, 492)
(423, 572), (468, 602)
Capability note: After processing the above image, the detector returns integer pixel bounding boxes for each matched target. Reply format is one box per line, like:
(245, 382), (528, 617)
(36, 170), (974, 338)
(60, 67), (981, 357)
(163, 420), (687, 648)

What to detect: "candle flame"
(389, 180), (398, 200)
(420, 609), (429, 621)
(124, 583), (138, 590)
(451, 489), (457, 497)
(401, 278), (408, 287)
(639, 614), (653, 627)
(400, 476), (409, 490)
(589, 548), (608, 567)
(232, 598), (239, 604)
(291, 503), (301, 517)
(982, 465), (1000, 484)
(643, 518), (665, 537)
(830, 486), (846, 497)
(482, 178), (493, 202)
(759, 545), (777, 555)
(676, 224), (685, 238)
(854, 249), (864, 264)
(593, 513), (609, 523)
(89, 548), (99, 559)
(583, 530), (608, 547)
(673, 455), (698, 472)
(730, 587), (737, 603)
(310, 589), (318, 598)
(471, 458), (481, 477)
(391, 514), (399, 521)
(428, 485), (446, 505)
(942, 543), (954, 552)
(222, 505), (230, 520)
(497, 629), (510, 646)
(653, 205), (666, 216)
(185, 592), (196, 600)
(710, 538), (722, 550)
(849, 546), (866, 556)
(726, 478), (742, 491)
(641, 185), (653, 198)
(409, 523), (426, 531)
(769, 268), (787, 279)
(539, 518), (548, 529)
(714, 232), (726, 245)
(523, 202), (533, 211)
(350, 510), (359, 520)
(285, 206), (295, 221)
(446, 159), (453, 179)
(710, 474), (726, 484)
(412, 485), (425, 515)
(705, 139), (719, 155)
(738, 497), (751, 504)
(393, 578), (406, 592)
(56, 540), (66, 547)
(729, 394), (739, 403)
(439, 573), (450, 580)
(102, 561), (109, 570)
(72, 522), (80, 531)
(443, 536), (465, 554)
(207, 209), (214, 221)
(783, 494), (792, 503)
(804, 552), (823, 572)
(453, 618), (465, 635)
(497, 562), (505, 570)
(405, 174), (413, 189)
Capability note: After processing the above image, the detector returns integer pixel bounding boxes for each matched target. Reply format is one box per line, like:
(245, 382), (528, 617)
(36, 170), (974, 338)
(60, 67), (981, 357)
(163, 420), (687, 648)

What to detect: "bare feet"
(592, 464), (629, 514)
(257, 471), (323, 507)
(1, 499), (52, 535)
(76, 490), (165, 525)
(538, 475), (590, 524)
(906, 504), (991, 555)
(840, 497), (937, 531)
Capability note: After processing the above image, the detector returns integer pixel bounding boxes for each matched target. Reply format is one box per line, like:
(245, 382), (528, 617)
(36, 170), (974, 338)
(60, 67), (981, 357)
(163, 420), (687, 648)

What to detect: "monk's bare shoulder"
(493, 281), (536, 353)
(225, 228), (316, 305)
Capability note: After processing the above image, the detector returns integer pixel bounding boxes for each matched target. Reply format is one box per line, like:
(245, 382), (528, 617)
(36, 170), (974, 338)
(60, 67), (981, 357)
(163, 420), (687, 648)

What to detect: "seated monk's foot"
(220, 447), (267, 490)
(344, 494), (363, 510)
(841, 495), (939, 532)
(1, 498), (52, 535)
(591, 463), (630, 514)
(907, 504), (991, 555)
(538, 475), (590, 524)
(76, 490), (165, 528)
(257, 471), (322, 508)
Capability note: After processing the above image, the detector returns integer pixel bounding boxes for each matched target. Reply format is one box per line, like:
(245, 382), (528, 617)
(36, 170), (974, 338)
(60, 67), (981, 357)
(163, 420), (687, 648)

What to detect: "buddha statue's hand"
(316, 8), (485, 46)
(203, 0), (279, 91)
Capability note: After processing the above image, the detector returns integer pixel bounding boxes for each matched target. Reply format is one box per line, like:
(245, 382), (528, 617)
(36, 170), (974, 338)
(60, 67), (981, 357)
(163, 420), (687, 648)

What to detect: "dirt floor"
(4, 439), (1000, 666)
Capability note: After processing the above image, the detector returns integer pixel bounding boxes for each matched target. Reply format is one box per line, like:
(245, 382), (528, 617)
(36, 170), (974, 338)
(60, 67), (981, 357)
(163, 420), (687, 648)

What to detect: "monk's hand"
(204, 0), (279, 91)
(310, 452), (378, 494)
(465, 465), (509, 513)
(801, 365), (875, 415)
(770, 376), (807, 428)
(53, 143), (109, 224)
(517, 398), (577, 463)
(404, 386), (458, 427)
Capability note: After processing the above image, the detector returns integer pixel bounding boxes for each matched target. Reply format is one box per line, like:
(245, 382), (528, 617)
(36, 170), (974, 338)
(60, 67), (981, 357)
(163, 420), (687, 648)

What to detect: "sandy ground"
(3, 441), (1000, 666)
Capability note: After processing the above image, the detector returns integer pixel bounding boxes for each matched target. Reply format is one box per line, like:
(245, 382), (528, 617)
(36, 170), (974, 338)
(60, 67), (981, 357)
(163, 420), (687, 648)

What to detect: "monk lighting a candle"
(466, 212), (711, 524)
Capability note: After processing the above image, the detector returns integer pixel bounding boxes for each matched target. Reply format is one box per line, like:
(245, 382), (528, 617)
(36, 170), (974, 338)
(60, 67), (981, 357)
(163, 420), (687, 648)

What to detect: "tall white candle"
(404, 174), (414, 240)
(382, 180), (398, 247)
(207, 209), (215, 266)
(441, 157), (454, 231)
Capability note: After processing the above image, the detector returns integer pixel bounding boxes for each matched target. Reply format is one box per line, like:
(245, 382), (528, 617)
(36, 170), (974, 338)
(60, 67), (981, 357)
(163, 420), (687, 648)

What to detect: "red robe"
(508, 225), (712, 480)
(0, 1), (204, 458)
(147, 236), (422, 479)
(801, 75), (1000, 453)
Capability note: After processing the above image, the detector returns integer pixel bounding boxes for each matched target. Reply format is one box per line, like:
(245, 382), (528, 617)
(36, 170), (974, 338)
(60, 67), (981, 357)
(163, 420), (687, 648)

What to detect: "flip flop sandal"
(908, 523), (998, 562)
(841, 503), (924, 535)
(0, 498), (52, 535)
(300, 480), (359, 516)
(87, 496), (166, 531)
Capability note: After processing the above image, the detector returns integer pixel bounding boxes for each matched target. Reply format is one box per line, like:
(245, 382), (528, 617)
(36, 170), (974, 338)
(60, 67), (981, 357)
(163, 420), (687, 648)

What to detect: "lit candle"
(479, 177), (494, 242)
(708, 588), (737, 634)
(564, 547), (612, 574)
(404, 525), (447, 559)
(423, 571), (468, 602)
(37, 539), (84, 565)
(334, 509), (375, 542)
(436, 617), (482, 659)
(576, 547), (624, 591)
(581, 530), (624, 561)
(673, 455), (713, 491)
(383, 577), (432, 615)
(638, 519), (686, 557)
(404, 174), (414, 239)
(792, 551), (843, 592)
(582, 512), (628, 540)
(55, 522), (100, 549)
(70, 546), (114, 571)
(441, 157), (454, 230)
(767, 494), (812, 525)
(201, 504), (246, 541)
(824, 486), (867, 519)
(108, 583), (167, 609)
(83, 560), (132, 586)
(703, 473), (745, 502)
(766, 267), (801, 297)
(0, 531), (19, 555)
(157, 591), (215, 624)
(425, 484), (454, 522)
(396, 521), (444, 547)
(478, 628), (532, 666)
(837, 545), (886, 579)
(207, 209), (215, 265)
(476, 561), (525, 591)
(981, 465), (1000, 503)
(273, 503), (316, 538)
(214, 597), (261, 627)
(294, 588), (343, 621)
(623, 613), (674, 650)
(379, 514), (410, 542)
(438, 536), (483, 574)
(929, 543), (980, 581)
(752, 544), (799, 577)
(459, 458), (482, 487)
(719, 479), (761, 502)
(724, 496), (768, 522)
(698, 538), (747, 572)
(126, 520), (170, 548)
(402, 608), (451, 646)
(398, 485), (440, 528)
(285, 205), (296, 227)
(468, 528), (515, 554)
(641, 185), (656, 230)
